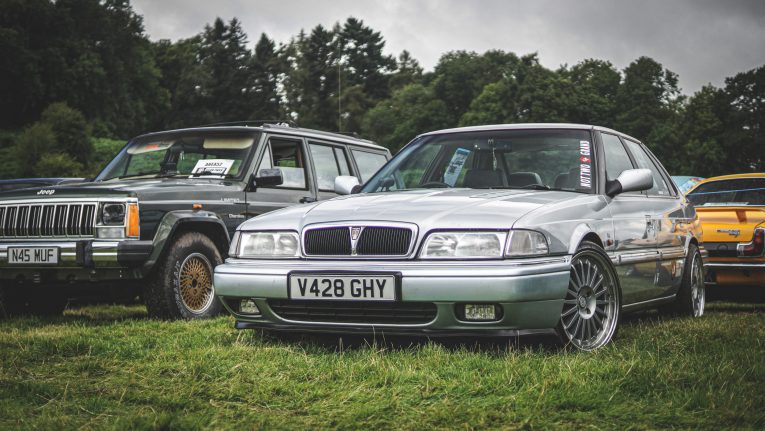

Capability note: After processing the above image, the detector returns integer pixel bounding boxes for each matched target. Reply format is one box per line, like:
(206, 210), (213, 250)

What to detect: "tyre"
(663, 243), (705, 317)
(556, 241), (621, 351)
(144, 232), (223, 319)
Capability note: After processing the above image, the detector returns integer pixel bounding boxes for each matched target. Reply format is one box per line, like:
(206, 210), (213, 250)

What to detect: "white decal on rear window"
(579, 141), (592, 189)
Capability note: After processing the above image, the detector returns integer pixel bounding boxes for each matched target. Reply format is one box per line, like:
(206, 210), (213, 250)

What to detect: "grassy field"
(1, 298), (764, 430)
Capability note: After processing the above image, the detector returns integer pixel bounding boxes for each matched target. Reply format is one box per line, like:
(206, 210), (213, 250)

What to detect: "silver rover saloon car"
(214, 124), (706, 350)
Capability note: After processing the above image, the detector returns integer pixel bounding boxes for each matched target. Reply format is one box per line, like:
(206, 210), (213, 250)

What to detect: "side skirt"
(621, 294), (676, 313)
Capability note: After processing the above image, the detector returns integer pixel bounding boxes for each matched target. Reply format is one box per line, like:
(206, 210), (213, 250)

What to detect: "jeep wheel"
(144, 232), (223, 319)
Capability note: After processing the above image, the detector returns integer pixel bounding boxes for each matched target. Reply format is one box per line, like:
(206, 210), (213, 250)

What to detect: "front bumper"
(214, 257), (571, 334)
(0, 240), (153, 282)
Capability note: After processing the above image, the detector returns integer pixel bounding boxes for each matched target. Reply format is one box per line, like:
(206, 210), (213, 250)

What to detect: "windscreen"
(687, 178), (765, 206)
(361, 129), (595, 193)
(96, 132), (258, 181)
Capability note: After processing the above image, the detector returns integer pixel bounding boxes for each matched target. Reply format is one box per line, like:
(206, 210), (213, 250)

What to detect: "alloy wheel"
(690, 252), (705, 317)
(178, 253), (215, 314)
(560, 251), (619, 350)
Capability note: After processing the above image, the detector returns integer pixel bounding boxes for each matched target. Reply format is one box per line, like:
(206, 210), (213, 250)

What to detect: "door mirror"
(606, 168), (653, 197)
(334, 175), (361, 195)
(251, 168), (284, 190)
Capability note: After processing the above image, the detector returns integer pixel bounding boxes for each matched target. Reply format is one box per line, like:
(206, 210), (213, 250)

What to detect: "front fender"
(142, 210), (229, 273)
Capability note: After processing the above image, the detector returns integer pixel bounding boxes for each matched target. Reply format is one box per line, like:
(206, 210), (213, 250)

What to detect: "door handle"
(299, 196), (317, 204)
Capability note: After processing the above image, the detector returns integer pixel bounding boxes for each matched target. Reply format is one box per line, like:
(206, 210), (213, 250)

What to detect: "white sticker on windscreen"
(189, 159), (234, 178)
(444, 148), (471, 186)
(578, 140), (592, 189)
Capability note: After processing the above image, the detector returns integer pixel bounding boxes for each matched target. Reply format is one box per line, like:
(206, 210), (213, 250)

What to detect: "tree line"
(1, 0), (762, 179)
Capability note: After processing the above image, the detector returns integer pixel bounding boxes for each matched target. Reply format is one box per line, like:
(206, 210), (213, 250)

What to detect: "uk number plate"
(8, 247), (59, 265)
(289, 274), (396, 301)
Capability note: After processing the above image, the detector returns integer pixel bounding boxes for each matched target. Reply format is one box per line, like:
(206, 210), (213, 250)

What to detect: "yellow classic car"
(686, 173), (765, 287)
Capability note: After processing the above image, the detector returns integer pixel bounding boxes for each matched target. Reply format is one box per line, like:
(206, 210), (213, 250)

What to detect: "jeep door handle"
(299, 196), (317, 204)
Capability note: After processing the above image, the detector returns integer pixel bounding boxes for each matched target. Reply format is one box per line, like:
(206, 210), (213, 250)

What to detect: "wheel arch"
(567, 223), (605, 254)
(142, 210), (230, 274)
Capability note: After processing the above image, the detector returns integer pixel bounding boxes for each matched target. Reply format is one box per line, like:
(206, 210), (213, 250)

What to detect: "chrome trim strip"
(705, 262), (765, 269)
(622, 294), (676, 311)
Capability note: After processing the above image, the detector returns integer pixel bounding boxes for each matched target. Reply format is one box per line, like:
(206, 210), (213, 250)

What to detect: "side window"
(258, 138), (308, 189)
(601, 133), (635, 182)
(352, 150), (388, 182)
(309, 143), (351, 192)
(623, 140), (670, 196)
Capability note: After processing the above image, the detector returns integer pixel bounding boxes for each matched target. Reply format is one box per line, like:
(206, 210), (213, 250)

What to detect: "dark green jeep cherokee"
(0, 123), (389, 319)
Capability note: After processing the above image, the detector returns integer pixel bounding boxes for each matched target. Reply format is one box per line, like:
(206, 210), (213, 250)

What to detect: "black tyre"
(144, 232), (223, 319)
(663, 243), (705, 317)
(555, 241), (622, 351)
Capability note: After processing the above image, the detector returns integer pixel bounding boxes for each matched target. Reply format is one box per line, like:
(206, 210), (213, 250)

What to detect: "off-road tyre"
(144, 232), (223, 319)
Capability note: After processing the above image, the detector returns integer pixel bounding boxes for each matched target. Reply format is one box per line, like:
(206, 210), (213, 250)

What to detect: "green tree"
(615, 56), (683, 170)
(40, 102), (93, 166)
(249, 33), (283, 121)
(338, 17), (396, 100)
(678, 86), (726, 176)
(716, 65), (765, 172)
(33, 153), (84, 177)
(14, 123), (56, 177)
(431, 50), (520, 123)
(362, 84), (451, 151)
(566, 59), (621, 126)
(389, 50), (423, 92)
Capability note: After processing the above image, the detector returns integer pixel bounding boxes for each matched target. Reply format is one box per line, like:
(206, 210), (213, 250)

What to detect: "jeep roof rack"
(199, 120), (298, 128)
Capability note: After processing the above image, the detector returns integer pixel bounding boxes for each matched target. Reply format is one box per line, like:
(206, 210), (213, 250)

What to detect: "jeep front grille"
(303, 225), (414, 257)
(0, 203), (97, 238)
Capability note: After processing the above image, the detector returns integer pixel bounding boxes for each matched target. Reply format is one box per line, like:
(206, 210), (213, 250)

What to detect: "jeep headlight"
(101, 203), (126, 225)
(505, 230), (549, 257)
(420, 231), (506, 259)
(237, 231), (300, 258)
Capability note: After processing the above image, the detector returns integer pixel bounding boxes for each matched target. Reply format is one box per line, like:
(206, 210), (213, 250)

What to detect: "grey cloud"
(131, 0), (765, 94)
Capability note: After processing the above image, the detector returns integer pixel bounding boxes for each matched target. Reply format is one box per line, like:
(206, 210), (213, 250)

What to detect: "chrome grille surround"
(302, 222), (418, 259)
(0, 198), (135, 240)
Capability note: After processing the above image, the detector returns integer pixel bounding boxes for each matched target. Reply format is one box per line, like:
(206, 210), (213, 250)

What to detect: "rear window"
(687, 178), (765, 206)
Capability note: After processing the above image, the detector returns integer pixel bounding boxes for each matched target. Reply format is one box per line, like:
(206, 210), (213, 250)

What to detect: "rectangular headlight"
(238, 231), (300, 258)
(420, 231), (506, 259)
(505, 230), (549, 257)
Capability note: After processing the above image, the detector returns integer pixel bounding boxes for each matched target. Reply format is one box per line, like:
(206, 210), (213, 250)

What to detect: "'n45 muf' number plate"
(289, 275), (396, 301)
(8, 247), (59, 265)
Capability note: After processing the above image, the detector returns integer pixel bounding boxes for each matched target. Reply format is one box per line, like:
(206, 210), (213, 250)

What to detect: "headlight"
(505, 230), (549, 257)
(237, 231), (300, 258)
(420, 231), (506, 259)
(101, 203), (126, 225)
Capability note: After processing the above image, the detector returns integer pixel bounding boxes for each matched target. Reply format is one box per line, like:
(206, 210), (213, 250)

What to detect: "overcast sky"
(131, 0), (765, 94)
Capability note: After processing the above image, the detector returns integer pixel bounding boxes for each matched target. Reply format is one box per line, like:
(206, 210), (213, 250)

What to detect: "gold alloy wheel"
(178, 253), (215, 313)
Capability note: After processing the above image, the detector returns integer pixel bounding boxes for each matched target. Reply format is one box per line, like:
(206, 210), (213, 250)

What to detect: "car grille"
(303, 226), (414, 256)
(0, 203), (97, 238)
(267, 299), (437, 324)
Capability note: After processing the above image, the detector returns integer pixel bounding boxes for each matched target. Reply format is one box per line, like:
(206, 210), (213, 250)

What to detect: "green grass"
(1, 302), (764, 430)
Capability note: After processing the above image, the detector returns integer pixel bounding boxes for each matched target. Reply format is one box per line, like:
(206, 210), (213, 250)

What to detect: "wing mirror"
(334, 176), (361, 195)
(251, 168), (283, 190)
(606, 168), (653, 197)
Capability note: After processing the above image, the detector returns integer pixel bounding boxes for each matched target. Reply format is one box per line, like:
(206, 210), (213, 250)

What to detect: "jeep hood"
(248, 189), (584, 231)
(0, 178), (239, 201)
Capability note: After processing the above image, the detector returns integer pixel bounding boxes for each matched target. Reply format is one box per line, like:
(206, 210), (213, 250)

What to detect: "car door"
(306, 140), (355, 201)
(350, 149), (389, 184)
(245, 134), (317, 218)
(622, 139), (687, 298)
(599, 132), (658, 305)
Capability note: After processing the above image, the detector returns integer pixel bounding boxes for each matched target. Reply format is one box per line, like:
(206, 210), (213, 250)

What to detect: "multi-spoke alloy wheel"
(689, 252), (705, 317)
(558, 243), (620, 350)
(178, 252), (215, 314)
